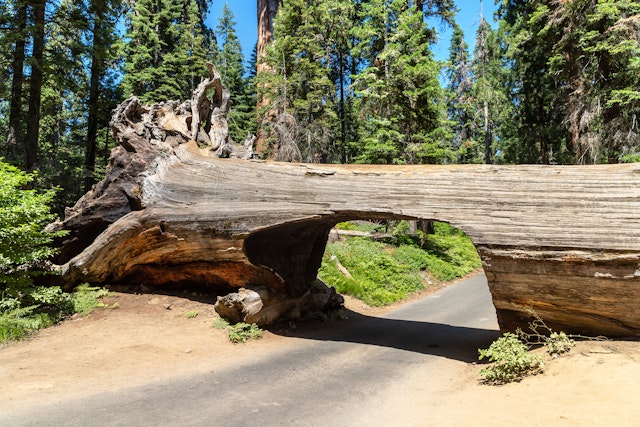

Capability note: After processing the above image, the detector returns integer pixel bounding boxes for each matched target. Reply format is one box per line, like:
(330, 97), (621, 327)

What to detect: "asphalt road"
(2, 274), (500, 426)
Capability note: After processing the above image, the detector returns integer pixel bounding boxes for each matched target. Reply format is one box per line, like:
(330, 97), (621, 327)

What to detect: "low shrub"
(211, 317), (230, 329)
(228, 322), (262, 343)
(478, 333), (544, 385)
(0, 284), (112, 344)
(71, 284), (111, 316)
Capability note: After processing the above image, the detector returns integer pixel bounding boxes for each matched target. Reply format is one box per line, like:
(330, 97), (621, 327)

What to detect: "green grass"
(334, 220), (386, 233)
(228, 322), (263, 343)
(0, 307), (56, 342)
(319, 221), (481, 307)
(0, 284), (112, 344)
(211, 317), (230, 329)
(71, 284), (111, 316)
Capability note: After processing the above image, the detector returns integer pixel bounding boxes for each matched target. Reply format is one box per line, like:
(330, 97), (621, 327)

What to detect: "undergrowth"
(0, 284), (112, 344)
(0, 160), (113, 344)
(478, 309), (598, 385)
(212, 318), (263, 343)
(478, 332), (545, 385)
(319, 221), (481, 306)
(227, 322), (263, 343)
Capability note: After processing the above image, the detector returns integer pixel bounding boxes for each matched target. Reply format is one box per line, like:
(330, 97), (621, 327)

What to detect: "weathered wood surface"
(51, 90), (640, 336)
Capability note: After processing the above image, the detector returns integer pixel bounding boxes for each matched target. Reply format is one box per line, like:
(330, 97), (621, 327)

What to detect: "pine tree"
(472, 18), (513, 164)
(0, 0), (125, 209)
(352, 0), (452, 165)
(215, 4), (251, 143)
(444, 24), (477, 162)
(176, 0), (208, 96)
(324, 0), (358, 163)
(536, 0), (640, 163)
(38, 0), (88, 201)
(2, 0), (27, 164)
(259, 0), (339, 162)
(83, 0), (123, 191)
(123, 0), (210, 103)
(498, 0), (640, 164)
(243, 43), (259, 136)
(496, 0), (570, 164)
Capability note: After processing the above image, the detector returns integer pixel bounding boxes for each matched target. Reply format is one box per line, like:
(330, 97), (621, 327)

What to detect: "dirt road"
(1, 274), (639, 426)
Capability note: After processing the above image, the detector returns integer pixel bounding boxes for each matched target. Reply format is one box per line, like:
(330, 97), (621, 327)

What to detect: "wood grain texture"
(52, 96), (640, 336)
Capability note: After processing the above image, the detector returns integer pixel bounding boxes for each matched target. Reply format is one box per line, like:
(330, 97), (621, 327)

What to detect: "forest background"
(1, 0), (639, 214)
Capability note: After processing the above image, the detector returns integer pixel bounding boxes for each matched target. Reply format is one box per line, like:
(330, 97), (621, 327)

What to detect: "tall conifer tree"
(215, 4), (252, 143)
(259, 0), (339, 162)
(123, 0), (210, 103)
(352, 0), (452, 164)
(445, 24), (477, 162)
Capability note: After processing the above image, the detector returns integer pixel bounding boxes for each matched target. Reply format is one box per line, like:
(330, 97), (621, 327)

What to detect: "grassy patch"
(0, 284), (112, 344)
(71, 284), (111, 316)
(319, 221), (481, 306)
(185, 310), (199, 319)
(0, 307), (56, 342)
(211, 317), (230, 329)
(228, 322), (263, 343)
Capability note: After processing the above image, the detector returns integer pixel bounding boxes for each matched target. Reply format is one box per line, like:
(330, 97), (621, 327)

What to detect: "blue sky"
(206, 1), (499, 63)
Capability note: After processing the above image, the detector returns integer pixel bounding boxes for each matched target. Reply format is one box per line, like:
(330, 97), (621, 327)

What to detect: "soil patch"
(1, 278), (639, 425)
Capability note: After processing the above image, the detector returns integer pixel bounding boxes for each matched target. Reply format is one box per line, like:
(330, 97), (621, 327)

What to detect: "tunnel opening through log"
(243, 214), (487, 310)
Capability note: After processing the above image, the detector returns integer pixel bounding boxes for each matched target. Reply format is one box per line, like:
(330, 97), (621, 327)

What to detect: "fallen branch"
(330, 255), (353, 279)
(334, 230), (393, 241)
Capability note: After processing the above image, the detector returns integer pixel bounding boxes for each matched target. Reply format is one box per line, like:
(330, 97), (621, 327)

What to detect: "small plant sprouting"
(211, 317), (230, 329)
(185, 310), (199, 319)
(211, 318), (262, 343)
(227, 322), (262, 343)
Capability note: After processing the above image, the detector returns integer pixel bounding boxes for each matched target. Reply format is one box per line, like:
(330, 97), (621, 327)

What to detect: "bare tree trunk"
(6, 1), (27, 162)
(539, 102), (550, 165)
(257, 0), (278, 75)
(256, 0), (279, 156)
(84, 0), (106, 191)
(24, 0), (46, 171)
(484, 100), (491, 164)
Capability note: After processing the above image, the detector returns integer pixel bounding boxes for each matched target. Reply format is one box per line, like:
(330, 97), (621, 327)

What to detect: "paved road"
(2, 274), (499, 426)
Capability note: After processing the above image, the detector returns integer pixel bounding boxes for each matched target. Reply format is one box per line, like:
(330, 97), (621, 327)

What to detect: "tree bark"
(257, 0), (278, 76)
(84, 0), (106, 191)
(6, 0), (27, 162)
(24, 0), (46, 171)
(484, 100), (491, 164)
(50, 83), (640, 337)
(255, 0), (279, 156)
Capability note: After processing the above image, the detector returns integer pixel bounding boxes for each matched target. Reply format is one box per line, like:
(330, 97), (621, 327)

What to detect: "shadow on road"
(269, 309), (501, 363)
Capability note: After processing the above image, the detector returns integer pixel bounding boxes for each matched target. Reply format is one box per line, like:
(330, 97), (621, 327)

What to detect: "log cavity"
(243, 218), (336, 297)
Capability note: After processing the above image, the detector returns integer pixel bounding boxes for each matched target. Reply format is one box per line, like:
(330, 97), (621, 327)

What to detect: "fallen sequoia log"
(49, 68), (640, 336)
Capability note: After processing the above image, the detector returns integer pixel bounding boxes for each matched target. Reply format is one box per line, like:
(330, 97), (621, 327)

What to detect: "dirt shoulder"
(1, 279), (639, 425)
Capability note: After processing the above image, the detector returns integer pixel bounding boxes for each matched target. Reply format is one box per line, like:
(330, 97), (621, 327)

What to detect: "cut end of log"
(214, 280), (345, 326)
